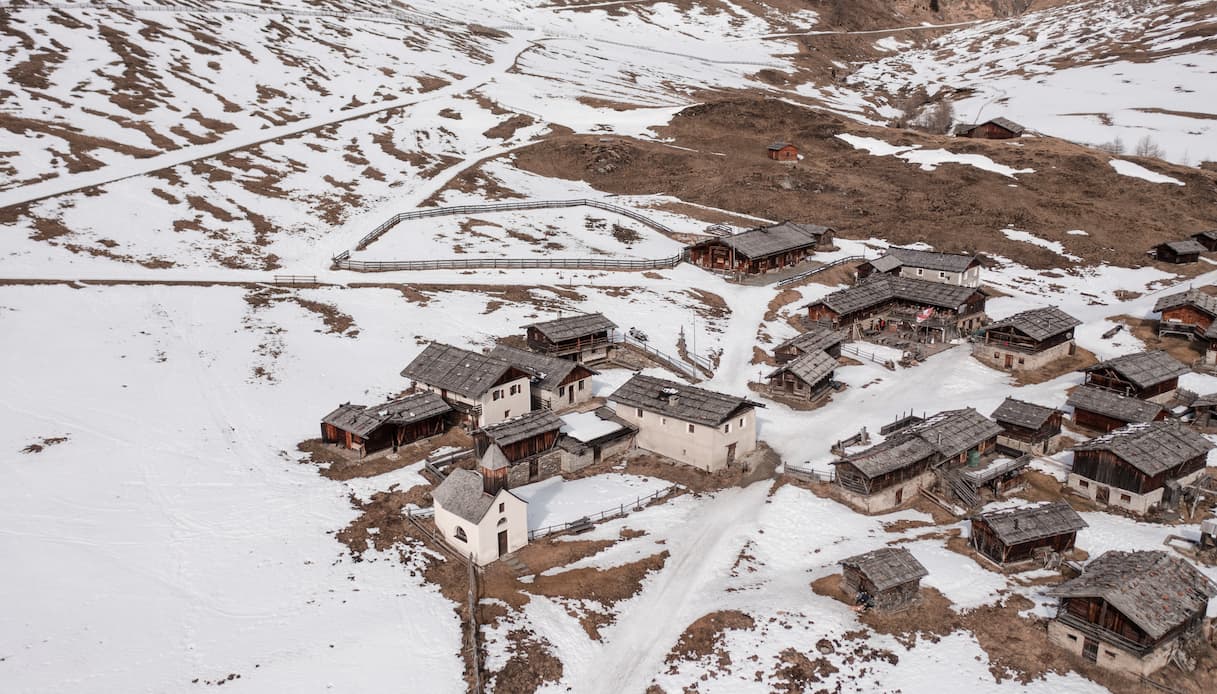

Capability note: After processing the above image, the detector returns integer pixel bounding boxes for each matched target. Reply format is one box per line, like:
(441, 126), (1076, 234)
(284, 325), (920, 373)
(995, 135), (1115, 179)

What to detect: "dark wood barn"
(525, 313), (617, 363)
(971, 502), (1087, 567)
(990, 397), (1063, 456)
(1153, 288), (1217, 340)
(765, 349), (836, 402)
(687, 221), (834, 275)
(955, 117), (1025, 139)
(321, 392), (452, 456)
(1067, 386), (1165, 433)
(805, 275), (987, 341)
(475, 409), (563, 492)
(773, 325), (843, 363)
(1070, 422), (1213, 509)
(1154, 239), (1206, 264)
(1082, 350), (1189, 401)
(840, 547), (928, 612)
(767, 141), (799, 161)
(1191, 230), (1217, 251)
(1047, 551), (1216, 672)
(979, 306), (1080, 369)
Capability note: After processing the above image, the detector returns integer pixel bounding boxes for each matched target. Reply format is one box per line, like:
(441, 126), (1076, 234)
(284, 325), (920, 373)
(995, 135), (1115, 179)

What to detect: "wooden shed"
(773, 325), (843, 363)
(765, 349), (836, 402)
(805, 275), (988, 342)
(1082, 350), (1189, 402)
(1067, 385), (1166, 434)
(990, 397), (1063, 456)
(475, 409), (564, 491)
(971, 502), (1087, 567)
(955, 117), (1025, 139)
(1152, 288), (1217, 340)
(1069, 421), (1214, 514)
(1191, 230), (1217, 252)
(767, 141), (798, 161)
(840, 547), (928, 612)
(320, 392), (452, 456)
(524, 313), (618, 363)
(687, 221), (834, 275)
(977, 306), (1080, 372)
(1154, 239), (1206, 264)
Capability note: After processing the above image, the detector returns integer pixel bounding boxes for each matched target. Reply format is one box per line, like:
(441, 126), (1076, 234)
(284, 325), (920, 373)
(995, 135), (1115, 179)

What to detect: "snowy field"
(512, 474), (673, 530)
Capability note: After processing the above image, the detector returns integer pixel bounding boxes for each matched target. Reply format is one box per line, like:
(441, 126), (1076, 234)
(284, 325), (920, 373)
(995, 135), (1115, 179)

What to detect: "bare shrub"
(921, 101), (955, 134)
(1134, 134), (1164, 158)
(1096, 137), (1125, 155)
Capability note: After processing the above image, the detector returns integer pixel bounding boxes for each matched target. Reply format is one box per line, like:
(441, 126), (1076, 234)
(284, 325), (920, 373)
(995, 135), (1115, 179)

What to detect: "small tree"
(1097, 137), (1125, 155)
(1134, 134), (1163, 158)
(922, 101), (955, 134)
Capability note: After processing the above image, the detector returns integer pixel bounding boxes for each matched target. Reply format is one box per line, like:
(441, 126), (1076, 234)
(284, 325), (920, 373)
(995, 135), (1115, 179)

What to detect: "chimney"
(1013, 518), (1020, 531)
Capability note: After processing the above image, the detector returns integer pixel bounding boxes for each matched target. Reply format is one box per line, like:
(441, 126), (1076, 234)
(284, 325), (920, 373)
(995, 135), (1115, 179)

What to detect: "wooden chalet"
(805, 275), (987, 342)
(773, 325), (843, 363)
(489, 345), (597, 412)
(955, 117), (1025, 139)
(1067, 386), (1165, 433)
(401, 343), (533, 427)
(1191, 229), (1217, 251)
(320, 392), (452, 456)
(831, 408), (1002, 513)
(686, 221), (834, 275)
(990, 397), (1063, 456)
(1047, 550), (1217, 676)
(1152, 287), (1217, 340)
(840, 547), (928, 612)
(1082, 350), (1189, 402)
(971, 502), (1087, 568)
(767, 141), (799, 161)
(524, 313), (617, 363)
(1154, 239), (1205, 264)
(857, 247), (982, 287)
(476, 409), (564, 491)
(1068, 422), (1214, 515)
(977, 306), (1081, 372)
(765, 349), (836, 402)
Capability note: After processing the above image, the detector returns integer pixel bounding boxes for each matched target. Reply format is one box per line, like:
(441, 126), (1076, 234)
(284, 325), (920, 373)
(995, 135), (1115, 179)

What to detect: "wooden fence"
(774, 255), (866, 288)
(785, 462), (834, 483)
(619, 333), (707, 380)
(841, 343), (896, 369)
(527, 484), (679, 540)
(272, 274), (318, 286)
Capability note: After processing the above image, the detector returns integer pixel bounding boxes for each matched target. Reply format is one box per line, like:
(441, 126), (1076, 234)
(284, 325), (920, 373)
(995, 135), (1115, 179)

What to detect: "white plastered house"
(432, 468), (528, 566)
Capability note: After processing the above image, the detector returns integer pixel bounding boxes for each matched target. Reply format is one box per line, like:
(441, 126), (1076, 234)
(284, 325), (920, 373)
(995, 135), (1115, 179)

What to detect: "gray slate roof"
(1049, 550), (1217, 640)
(433, 469), (494, 524)
(836, 408), (1002, 478)
(478, 409), (562, 447)
(1160, 239), (1207, 255)
(321, 392), (451, 437)
(991, 397), (1058, 430)
(1072, 421), (1214, 477)
(767, 141), (794, 150)
(871, 247), (978, 273)
(975, 502), (1087, 546)
(1067, 386), (1163, 423)
(489, 345), (595, 391)
(401, 343), (519, 399)
(609, 374), (762, 427)
(840, 547), (928, 592)
(1193, 230), (1217, 242)
(768, 349), (836, 385)
(1085, 350), (1189, 389)
(1152, 288), (1217, 317)
(775, 326), (844, 354)
(700, 221), (832, 260)
(807, 274), (980, 316)
(987, 306), (1081, 341)
(526, 313), (617, 343)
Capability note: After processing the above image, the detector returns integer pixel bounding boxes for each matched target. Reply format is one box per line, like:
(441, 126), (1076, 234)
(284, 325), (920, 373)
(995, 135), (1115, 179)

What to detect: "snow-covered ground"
(512, 474), (673, 530)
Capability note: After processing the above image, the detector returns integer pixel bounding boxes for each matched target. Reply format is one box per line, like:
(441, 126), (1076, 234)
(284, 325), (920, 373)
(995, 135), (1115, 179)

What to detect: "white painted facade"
(434, 487), (528, 566)
(612, 405), (757, 472)
(1047, 619), (1174, 678)
(897, 264), (981, 287)
(536, 375), (594, 412)
(1066, 467), (1206, 516)
(418, 375), (532, 427)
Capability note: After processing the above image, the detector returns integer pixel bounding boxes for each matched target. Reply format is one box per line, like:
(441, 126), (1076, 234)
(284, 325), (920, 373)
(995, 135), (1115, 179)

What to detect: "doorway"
(568, 386), (575, 405)
(1004, 354), (1014, 368)
(498, 530), (508, 557)
(1096, 486), (1110, 504)
(726, 443), (737, 464)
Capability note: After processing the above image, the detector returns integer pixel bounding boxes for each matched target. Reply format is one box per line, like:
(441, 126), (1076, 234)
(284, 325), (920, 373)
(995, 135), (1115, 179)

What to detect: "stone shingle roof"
(401, 343), (521, 399)
(1085, 350), (1189, 390)
(478, 409), (563, 447)
(1160, 239), (1207, 255)
(609, 374), (762, 427)
(767, 349), (836, 385)
(775, 326), (844, 354)
(987, 306), (1081, 342)
(974, 502), (1087, 546)
(489, 345), (595, 391)
(1072, 421), (1214, 477)
(321, 392), (452, 437)
(870, 247), (978, 274)
(990, 397), (1057, 430)
(840, 547), (928, 592)
(1152, 288), (1217, 317)
(807, 274), (980, 316)
(433, 469), (494, 524)
(697, 221), (832, 260)
(525, 313), (617, 343)
(1067, 386), (1164, 423)
(1049, 550), (1217, 641)
(835, 408), (1002, 479)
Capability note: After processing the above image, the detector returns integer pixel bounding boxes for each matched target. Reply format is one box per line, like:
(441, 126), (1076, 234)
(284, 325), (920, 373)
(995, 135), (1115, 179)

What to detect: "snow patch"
(837, 133), (1035, 177)
(1108, 159), (1185, 185)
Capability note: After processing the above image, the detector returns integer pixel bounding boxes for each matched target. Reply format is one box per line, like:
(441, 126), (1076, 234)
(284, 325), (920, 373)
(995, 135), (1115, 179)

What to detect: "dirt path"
(562, 481), (772, 694)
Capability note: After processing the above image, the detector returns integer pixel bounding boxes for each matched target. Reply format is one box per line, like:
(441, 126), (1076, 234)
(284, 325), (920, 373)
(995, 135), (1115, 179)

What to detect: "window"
(509, 384), (520, 396)
(636, 408), (644, 418)
(739, 418), (745, 428)
(499, 503), (504, 513)
(454, 527), (467, 542)
(503, 410), (510, 418)
(497, 517), (507, 526)
(578, 380), (585, 391)
(1120, 493), (1131, 503)
(916, 268), (923, 276)
(687, 424), (695, 434)
(662, 417), (667, 425)
(1104, 650), (1116, 658)
(1018, 357), (1025, 365)
(1066, 634), (1078, 642)
(724, 423), (731, 434)
(492, 390), (502, 401)
(1079, 479), (1090, 488)
(994, 352), (1000, 358)
(559, 386), (566, 396)
(938, 271), (946, 278)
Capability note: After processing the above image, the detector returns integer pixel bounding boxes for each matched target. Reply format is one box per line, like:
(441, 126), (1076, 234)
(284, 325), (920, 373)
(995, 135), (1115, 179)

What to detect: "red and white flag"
(915, 307), (935, 323)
